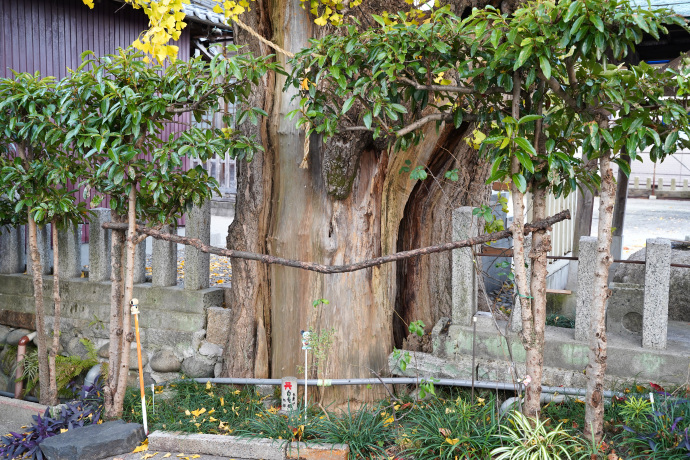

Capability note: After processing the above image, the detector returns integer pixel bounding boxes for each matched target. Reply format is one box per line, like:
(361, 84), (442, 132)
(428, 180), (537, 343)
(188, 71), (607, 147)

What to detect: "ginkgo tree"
(288, 0), (690, 440)
(58, 46), (278, 418)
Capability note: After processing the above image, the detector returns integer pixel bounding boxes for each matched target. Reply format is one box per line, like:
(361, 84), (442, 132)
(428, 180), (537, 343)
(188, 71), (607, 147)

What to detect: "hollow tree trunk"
(105, 212), (126, 419)
(584, 147), (616, 443)
(223, 0), (495, 404)
(27, 215), (50, 404)
(47, 219), (61, 406)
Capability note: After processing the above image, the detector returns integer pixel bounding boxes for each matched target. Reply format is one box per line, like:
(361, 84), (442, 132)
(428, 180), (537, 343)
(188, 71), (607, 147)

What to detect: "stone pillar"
(575, 236), (597, 342)
(281, 377), (298, 412)
(0, 226), (24, 274)
(133, 239), (147, 284)
(643, 238), (671, 349)
(510, 235), (532, 333)
(646, 178), (652, 189)
(184, 201), (211, 290)
(27, 223), (52, 275)
(452, 207), (477, 326)
(89, 209), (111, 282)
(152, 225), (177, 287)
(57, 222), (82, 279)
(671, 178), (677, 191)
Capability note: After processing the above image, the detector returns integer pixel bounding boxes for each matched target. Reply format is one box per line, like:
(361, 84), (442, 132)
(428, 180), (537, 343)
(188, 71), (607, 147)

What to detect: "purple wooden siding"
(2, 0), (192, 239)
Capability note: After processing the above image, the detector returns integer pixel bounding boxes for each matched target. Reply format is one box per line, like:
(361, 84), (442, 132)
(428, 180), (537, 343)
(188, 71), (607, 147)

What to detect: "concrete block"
(148, 431), (284, 460)
(0, 225), (24, 274)
(452, 207), (477, 326)
(27, 223), (52, 275)
(0, 395), (46, 438)
(205, 306), (231, 346)
(39, 420), (145, 460)
(88, 209), (111, 282)
(57, 222), (81, 279)
(643, 238), (671, 349)
(575, 236), (597, 342)
(511, 236), (532, 333)
(0, 309), (35, 330)
(152, 224), (177, 287)
(185, 201), (211, 290)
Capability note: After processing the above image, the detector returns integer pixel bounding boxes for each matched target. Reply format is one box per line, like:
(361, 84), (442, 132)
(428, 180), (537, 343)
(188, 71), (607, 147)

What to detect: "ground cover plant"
(119, 380), (690, 459)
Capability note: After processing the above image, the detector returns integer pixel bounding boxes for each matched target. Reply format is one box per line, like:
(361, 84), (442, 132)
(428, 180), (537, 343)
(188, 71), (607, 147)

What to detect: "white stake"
(301, 330), (311, 421)
(151, 383), (155, 414)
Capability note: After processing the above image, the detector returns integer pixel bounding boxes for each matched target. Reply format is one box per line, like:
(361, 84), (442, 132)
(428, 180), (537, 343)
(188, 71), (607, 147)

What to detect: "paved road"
(592, 197), (690, 257)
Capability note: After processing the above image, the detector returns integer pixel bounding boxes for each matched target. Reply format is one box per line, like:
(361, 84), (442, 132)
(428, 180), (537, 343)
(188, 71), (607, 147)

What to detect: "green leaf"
(341, 96), (355, 114)
(512, 173), (527, 193)
(515, 150), (535, 173)
(591, 14), (605, 33)
(517, 114), (542, 125)
(362, 111), (372, 129)
(539, 56), (551, 80)
(514, 45), (533, 70)
(514, 137), (537, 157)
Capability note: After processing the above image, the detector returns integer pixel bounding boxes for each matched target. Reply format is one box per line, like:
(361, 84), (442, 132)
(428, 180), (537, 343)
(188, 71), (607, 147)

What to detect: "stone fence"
(0, 202), (231, 390)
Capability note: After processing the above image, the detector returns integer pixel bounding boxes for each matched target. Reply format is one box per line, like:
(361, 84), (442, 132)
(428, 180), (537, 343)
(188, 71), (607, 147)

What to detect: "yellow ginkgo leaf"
(220, 397), (224, 406)
(191, 408), (206, 417)
(445, 438), (460, 445)
(206, 381), (212, 390)
(314, 14), (328, 26)
(132, 439), (149, 453)
(162, 454), (172, 458)
(142, 453), (159, 459)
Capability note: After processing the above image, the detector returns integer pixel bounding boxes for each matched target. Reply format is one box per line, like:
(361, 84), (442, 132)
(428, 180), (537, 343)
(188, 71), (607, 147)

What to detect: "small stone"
(206, 307), (231, 346)
(150, 349), (182, 373)
(6, 328), (31, 346)
(198, 341), (223, 358)
(0, 325), (10, 344)
(192, 329), (206, 351)
(214, 362), (223, 378)
(150, 371), (181, 384)
(39, 420), (145, 460)
(97, 343), (109, 359)
(0, 347), (13, 375)
(128, 350), (149, 370)
(181, 355), (215, 378)
(127, 371), (154, 388)
(66, 337), (91, 360)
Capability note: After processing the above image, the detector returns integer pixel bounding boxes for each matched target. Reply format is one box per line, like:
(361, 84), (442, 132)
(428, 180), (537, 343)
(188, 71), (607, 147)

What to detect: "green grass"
(122, 380), (690, 459)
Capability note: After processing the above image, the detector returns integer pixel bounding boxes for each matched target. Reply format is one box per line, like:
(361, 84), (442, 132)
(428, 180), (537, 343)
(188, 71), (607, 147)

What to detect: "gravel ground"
(144, 249), (232, 288)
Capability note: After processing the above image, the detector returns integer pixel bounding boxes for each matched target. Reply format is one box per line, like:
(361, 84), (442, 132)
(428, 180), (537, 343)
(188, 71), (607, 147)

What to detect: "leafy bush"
(491, 410), (585, 460)
(401, 395), (500, 459)
(0, 379), (103, 460)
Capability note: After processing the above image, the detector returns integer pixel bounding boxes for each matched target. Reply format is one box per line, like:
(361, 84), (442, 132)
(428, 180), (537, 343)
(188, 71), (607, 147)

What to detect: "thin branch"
(166, 85), (220, 114)
(536, 70), (580, 111)
(396, 112), (475, 137)
(102, 210), (571, 274)
(397, 76), (506, 95)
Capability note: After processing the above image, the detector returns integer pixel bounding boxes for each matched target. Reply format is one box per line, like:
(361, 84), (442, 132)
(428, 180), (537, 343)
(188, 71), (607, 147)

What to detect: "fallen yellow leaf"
(162, 454), (171, 458)
(132, 439), (149, 453)
(142, 453), (159, 459)
(220, 397), (224, 406)
(445, 438), (459, 445)
(191, 408), (206, 417)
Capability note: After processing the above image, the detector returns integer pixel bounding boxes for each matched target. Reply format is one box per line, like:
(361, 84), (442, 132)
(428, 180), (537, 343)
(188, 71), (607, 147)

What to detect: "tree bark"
(47, 219), (61, 406)
(584, 145), (616, 443)
(523, 186), (549, 418)
(27, 215), (50, 404)
(105, 212), (125, 419)
(112, 187), (137, 418)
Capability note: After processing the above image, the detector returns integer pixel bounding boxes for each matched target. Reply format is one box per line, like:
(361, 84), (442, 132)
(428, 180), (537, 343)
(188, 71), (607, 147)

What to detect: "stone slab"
(57, 222), (82, 279)
(0, 225), (24, 274)
(206, 307), (231, 346)
(607, 283), (645, 338)
(88, 208), (111, 282)
(39, 420), (145, 460)
(451, 207), (477, 326)
(185, 201), (211, 291)
(148, 432), (284, 460)
(152, 225), (177, 287)
(0, 395), (47, 438)
(286, 443), (349, 460)
(0, 309), (35, 330)
(575, 236), (597, 342)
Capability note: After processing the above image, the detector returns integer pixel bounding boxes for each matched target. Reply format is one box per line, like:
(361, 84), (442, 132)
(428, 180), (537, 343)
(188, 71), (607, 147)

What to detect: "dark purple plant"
(0, 379), (103, 460)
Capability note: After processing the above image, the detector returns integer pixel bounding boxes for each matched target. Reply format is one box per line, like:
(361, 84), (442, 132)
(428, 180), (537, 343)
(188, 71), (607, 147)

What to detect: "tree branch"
(536, 70), (580, 111)
(395, 112), (476, 137)
(397, 76), (506, 95)
(102, 210), (571, 274)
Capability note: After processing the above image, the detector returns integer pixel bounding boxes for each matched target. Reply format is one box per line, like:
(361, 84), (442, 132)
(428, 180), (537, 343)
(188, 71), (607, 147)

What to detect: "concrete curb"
(148, 431), (349, 460)
(0, 395), (47, 435)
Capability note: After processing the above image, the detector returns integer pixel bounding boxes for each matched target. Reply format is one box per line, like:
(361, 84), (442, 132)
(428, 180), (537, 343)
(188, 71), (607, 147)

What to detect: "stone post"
(88, 209), (111, 282)
(646, 178), (652, 189)
(634, 177), (639, 189)
(510, 235), (531, 333)
(452, 207), (477, 326)
(57, 222), (82, 279)
(671, 178), (677, 191)
(133, 240), (147, 284)
(642, 238), (671, 349)
(184, 201), (211, 290)
(152, 225), (177, 287)
(27, 223), (52, 275)
(280, 377), (298, 412)
(575, 236), (597, 342)
(0, 226), (24, 274)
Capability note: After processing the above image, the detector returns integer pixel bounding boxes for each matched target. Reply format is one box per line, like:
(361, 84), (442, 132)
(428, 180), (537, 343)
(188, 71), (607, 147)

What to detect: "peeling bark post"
(575, 236), (597, 342)
(185, 201), (211, 291)
(452, 207), (477, 326)
(57, 222), (82, 279)
(642, 238), (671, 350)
(89, 208), (112, 282)
(152, 225), (177, 287)
(0, 225), (24, 274)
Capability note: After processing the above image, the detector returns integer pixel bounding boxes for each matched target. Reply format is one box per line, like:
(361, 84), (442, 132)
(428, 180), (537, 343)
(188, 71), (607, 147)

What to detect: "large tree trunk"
(584, 148), (616, 443)
(223, 0), (492, 403)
